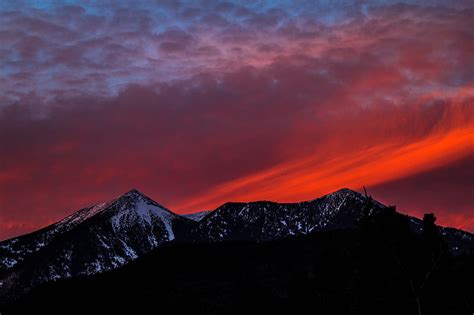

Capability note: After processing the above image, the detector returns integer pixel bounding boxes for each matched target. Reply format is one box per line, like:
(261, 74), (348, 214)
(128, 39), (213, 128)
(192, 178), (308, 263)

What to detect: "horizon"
(1, 0), (473, 240)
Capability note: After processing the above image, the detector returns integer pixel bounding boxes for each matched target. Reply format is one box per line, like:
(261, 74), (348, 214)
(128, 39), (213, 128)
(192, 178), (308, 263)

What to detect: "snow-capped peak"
(106, 190), (177, 241)
(54, 189), (165, 230)
(115, 189), (172, 212)
(122, 188), (144, 198)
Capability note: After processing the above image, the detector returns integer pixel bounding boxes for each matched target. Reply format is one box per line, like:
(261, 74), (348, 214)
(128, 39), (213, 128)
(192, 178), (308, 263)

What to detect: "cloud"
(0, 1), (473, 239)
(1, 1), (473, 103)
(371, 155), (474, 231)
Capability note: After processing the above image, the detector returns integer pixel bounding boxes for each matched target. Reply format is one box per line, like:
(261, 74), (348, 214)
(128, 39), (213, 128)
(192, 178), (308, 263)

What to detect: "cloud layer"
(1, 1), (473, 240)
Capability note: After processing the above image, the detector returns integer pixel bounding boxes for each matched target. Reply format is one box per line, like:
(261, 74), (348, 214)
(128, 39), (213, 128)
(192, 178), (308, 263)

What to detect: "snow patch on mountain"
(154, 211), (175, 240)
(183, 211), (211, 222)
(120, 239), (138, 259)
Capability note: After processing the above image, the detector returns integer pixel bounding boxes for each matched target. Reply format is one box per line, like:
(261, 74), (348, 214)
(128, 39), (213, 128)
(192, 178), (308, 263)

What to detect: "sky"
(0, 0), (473, 240)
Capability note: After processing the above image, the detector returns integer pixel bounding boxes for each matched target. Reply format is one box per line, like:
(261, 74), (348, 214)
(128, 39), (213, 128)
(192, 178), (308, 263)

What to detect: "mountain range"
(1, 188), (473, 313)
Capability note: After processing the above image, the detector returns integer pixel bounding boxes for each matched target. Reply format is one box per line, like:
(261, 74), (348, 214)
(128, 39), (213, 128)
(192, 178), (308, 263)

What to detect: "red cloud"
(1, 3), (473, 240)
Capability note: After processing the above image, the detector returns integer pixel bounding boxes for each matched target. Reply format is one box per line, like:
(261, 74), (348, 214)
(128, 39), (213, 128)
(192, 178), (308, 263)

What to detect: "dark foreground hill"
(3, 209), (474, 315)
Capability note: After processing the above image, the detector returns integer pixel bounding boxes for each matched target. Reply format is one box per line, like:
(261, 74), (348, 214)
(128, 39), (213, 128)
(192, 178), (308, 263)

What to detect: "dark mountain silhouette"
(0, 188), (473, 314)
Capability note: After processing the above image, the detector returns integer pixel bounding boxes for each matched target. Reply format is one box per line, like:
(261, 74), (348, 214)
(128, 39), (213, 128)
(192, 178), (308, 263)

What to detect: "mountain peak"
(306, 188), (364, 203)
(117, 189), (159, 205)
(123, 188), (145, 197)
(332, 188), (363, 197)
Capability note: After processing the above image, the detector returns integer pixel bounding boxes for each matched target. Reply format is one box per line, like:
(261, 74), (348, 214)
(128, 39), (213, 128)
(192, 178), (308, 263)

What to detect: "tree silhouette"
(405, 213), (448, 315)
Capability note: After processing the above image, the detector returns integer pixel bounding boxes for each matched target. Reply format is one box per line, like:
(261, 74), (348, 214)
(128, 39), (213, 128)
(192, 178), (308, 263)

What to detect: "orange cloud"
(176, 124), (473, 211)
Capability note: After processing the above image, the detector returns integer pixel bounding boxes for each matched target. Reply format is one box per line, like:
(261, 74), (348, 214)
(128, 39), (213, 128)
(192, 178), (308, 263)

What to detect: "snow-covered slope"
(0, 201), (112, 273)
(183, 211), (211, 222)
(0, 189), (195, 298)
(192, 188), (379, 242)
(191, 188), (474, 253)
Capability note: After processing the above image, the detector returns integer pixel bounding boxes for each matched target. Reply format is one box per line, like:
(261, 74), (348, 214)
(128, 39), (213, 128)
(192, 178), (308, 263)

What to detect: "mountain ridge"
(1, 187), (473, 305)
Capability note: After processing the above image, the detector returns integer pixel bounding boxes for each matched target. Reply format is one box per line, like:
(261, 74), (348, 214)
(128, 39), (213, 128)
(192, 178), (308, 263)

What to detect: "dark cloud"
(1, 1), (472, 104)
(371, 155), (474, 231)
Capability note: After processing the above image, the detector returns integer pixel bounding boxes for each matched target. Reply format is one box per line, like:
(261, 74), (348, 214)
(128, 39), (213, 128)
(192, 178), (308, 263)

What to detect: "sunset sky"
(1, 0), (473, 240)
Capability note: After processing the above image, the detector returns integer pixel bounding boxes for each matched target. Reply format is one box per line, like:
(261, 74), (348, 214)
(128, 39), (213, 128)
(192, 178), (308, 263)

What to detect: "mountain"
(183, 211), (211, 222)
(1, 187), (473, 307)
(192, 188), (382, 242)
(190, 188), (473, 254)
(0, 189), (195, 300)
